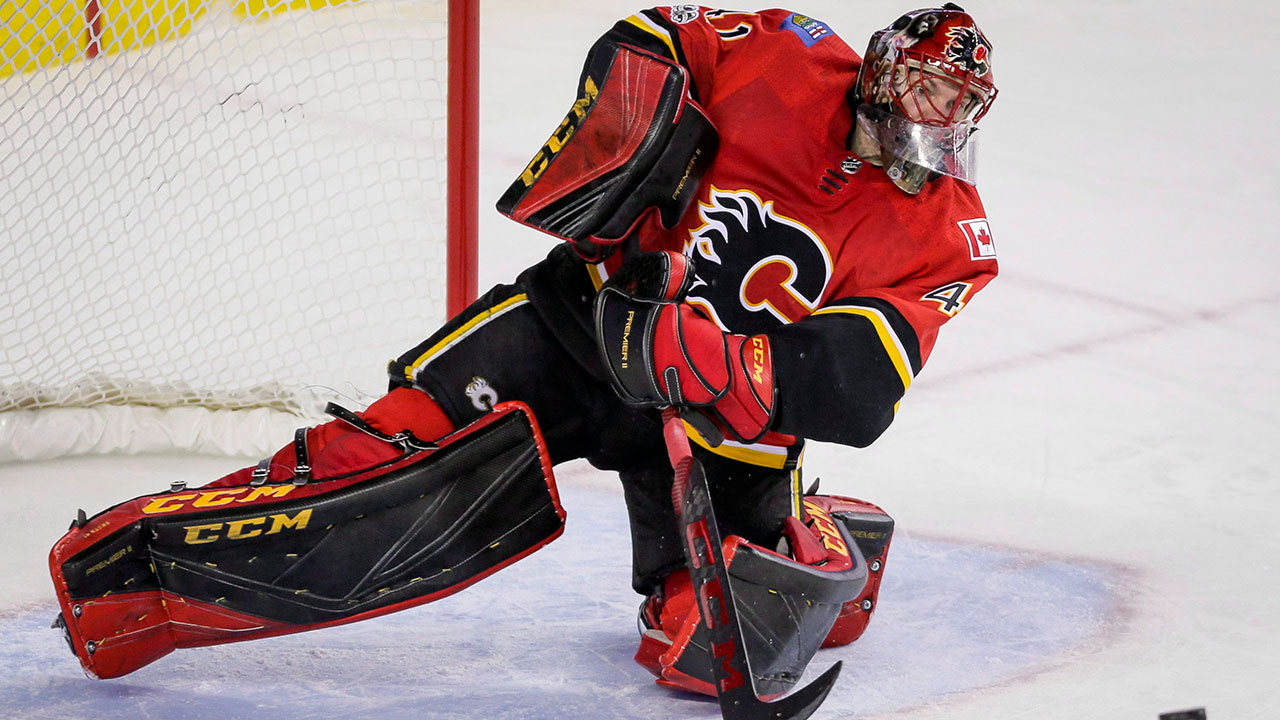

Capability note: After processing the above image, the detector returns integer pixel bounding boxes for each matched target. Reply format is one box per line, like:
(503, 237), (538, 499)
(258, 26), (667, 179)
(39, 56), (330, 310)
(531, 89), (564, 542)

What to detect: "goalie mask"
(854, 4), (997, 194)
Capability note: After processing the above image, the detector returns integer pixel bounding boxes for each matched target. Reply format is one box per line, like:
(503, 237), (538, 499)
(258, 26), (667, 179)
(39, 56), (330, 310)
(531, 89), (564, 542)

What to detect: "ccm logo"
(748, 336), (768, 384)
(519, 76), (599, 187)
(802, 500), (850, 559)
(141, 485), (298, 515)
(182, 509), (313, 545)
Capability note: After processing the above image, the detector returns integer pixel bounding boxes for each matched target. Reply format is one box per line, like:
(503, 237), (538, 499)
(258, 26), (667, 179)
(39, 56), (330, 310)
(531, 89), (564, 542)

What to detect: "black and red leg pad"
(637, 495), (872, 699)
(48, 402), (563, 679)
(817, 496), (895, 648)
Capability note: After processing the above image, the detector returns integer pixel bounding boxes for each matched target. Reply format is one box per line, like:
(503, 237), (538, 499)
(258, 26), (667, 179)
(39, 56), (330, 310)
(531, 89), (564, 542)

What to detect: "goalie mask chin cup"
(855, 103), (979, 194)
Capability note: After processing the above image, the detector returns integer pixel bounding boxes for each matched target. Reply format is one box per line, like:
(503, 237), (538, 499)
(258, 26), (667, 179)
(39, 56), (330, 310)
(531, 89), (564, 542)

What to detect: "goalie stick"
(662, 408), (841, 720)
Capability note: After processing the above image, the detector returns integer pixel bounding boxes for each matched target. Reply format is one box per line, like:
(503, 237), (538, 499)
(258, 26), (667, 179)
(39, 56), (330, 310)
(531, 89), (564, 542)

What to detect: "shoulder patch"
(957, 218), (997, 261)
(668, 5), (701, 24)
(781, 13), (833, 47)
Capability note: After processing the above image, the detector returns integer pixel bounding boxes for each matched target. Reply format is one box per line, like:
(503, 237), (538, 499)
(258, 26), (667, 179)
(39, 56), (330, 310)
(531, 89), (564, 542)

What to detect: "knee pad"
(633, 495), (871, 699)
(49, 401), (561, 679)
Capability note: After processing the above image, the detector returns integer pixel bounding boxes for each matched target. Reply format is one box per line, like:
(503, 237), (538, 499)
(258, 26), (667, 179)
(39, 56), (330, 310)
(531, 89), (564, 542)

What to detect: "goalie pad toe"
(814, 495), (895, 648)
(49, 402), (563, 679)
(640, 497), (870, 699)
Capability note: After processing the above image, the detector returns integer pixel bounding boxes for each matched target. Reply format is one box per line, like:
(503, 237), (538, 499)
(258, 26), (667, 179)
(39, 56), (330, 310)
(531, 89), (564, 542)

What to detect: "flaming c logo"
(943, 26), (991, 77)
(684, 187), (832, 332)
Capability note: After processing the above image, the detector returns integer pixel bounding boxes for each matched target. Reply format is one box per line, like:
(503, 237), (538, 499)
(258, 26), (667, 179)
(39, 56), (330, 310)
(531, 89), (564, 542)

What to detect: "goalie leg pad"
(817, 495), (895, 648)
(49, 402), (562, 679)
(203, 386), (455, 489)
(635, 496), (870, 699)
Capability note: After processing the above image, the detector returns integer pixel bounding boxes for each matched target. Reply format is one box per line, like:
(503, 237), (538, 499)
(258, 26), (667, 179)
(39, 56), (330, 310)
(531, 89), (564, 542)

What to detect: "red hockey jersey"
(592, 7), (999, 453)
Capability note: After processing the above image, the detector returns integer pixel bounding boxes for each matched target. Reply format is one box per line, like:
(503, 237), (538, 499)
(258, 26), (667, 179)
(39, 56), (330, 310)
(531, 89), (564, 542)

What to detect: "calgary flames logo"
(943, 25), (991, 77)
(684, 187), (831, 332)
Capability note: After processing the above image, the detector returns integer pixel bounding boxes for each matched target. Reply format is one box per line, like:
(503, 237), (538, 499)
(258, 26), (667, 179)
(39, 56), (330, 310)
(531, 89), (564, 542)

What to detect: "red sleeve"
(766, 183), (999, 447)
(597, 7), (808, 104)
(839, 182), (998, 366)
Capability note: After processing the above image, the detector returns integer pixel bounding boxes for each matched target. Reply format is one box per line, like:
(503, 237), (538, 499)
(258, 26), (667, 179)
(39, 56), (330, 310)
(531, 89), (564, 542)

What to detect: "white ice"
(2, 1), (1278, 719)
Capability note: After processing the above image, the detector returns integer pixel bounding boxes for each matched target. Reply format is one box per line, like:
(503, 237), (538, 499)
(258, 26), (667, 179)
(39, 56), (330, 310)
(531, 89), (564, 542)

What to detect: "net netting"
(1, 0), (456, 459)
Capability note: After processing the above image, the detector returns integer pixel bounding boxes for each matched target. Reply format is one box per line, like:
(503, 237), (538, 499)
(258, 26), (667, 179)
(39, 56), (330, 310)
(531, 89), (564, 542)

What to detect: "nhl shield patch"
(668, 5), (700, 24)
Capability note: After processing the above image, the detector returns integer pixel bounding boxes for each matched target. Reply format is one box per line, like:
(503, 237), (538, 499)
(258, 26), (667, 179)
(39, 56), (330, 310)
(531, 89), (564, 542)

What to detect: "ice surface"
(3, 0), (1278, 719)
(0, 467), (1123, 719)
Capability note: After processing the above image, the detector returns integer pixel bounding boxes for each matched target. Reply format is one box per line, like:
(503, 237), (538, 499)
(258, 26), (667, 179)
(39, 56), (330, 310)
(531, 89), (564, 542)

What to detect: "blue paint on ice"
(0, 478), (1121, 719)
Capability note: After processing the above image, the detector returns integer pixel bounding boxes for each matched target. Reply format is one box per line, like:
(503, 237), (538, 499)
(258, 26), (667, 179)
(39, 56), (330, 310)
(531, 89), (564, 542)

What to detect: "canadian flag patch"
(957, 218), (996, 261)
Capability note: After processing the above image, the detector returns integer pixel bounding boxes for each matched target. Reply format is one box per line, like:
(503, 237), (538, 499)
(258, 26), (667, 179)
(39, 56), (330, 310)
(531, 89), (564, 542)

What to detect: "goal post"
(0, 0), (479, 461)
(446, 0), (478, 319)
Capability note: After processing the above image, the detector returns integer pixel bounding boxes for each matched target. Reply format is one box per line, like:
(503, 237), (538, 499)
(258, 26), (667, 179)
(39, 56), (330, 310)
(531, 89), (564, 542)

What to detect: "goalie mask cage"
(0, 0), (478, 461)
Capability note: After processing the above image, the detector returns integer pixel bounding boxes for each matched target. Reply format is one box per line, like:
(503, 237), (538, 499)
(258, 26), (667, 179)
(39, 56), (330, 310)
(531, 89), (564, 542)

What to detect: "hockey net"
(0, 0), (477, 461)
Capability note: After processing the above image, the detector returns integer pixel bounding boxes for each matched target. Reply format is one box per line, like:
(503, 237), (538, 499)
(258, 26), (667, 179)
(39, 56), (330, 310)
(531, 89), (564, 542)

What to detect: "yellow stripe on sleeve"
(403, 294), (530, 383)
(811, 305), (914, 392)
(684, 421), (790, 469)
(586, 262), (608, 292)
(624, 13), (679, 61)
(790, 444), (806, 518)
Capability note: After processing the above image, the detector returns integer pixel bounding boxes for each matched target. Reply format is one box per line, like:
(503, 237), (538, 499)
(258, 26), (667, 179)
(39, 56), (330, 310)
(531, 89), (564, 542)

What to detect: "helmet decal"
(943, 25), (991, 78)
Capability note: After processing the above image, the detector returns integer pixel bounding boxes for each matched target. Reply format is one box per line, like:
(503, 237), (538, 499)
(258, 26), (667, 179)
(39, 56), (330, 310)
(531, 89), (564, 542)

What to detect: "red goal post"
(0, 0), (479, 461)
(447, 0), (478, 318)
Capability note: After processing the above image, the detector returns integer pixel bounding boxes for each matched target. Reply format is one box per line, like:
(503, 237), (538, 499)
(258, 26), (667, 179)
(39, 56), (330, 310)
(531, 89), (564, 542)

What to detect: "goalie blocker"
(49, 402), (563, 679)
(496, 40), (718, 260)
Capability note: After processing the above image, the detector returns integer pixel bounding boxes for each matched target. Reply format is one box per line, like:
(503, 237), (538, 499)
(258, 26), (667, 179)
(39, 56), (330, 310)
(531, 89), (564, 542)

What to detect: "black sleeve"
(765, 297), (924, 447)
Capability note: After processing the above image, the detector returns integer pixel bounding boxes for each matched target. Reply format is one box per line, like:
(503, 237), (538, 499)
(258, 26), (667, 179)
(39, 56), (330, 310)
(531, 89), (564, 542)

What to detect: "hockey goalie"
(49, 3), (998, 704)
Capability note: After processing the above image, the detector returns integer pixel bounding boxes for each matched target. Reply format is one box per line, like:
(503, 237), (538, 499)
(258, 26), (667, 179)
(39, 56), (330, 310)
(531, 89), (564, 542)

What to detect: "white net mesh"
(1, 0), (456, 459)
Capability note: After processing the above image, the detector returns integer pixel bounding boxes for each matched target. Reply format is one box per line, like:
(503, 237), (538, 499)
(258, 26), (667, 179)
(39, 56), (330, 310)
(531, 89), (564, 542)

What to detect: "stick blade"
(714, 660), (841, 720)
(752, 661), (842, 720)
